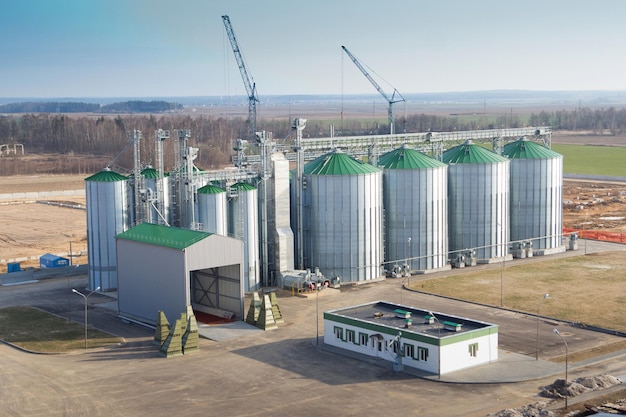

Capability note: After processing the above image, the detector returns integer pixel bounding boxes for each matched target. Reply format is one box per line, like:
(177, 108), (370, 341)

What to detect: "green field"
(552, 144), (626, 177)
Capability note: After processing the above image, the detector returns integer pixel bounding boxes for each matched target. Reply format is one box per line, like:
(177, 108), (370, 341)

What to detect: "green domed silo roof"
(85, 169), (127, 182)
(231, 182), (256, 191)
(503, 138), (562, 159)
(198, 184), (226, 194)
(304, 150), (381, 175)
(378, 146), (446, 169)
(141, 167), (158, 178)
(442, 141), (508, 164)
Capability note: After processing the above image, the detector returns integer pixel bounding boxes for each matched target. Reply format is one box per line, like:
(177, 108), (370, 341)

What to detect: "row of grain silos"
(295, 138), (563, 283)
(85, 168), (261, 292)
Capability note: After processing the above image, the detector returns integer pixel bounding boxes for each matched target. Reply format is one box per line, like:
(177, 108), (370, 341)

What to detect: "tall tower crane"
(341, 45), (405, 135)
(222, 15), (259, 142)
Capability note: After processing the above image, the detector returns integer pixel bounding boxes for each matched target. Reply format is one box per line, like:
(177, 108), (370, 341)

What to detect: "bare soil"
(0, 174), (87, 270)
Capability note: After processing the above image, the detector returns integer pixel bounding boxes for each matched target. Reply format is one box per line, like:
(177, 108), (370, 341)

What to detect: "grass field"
(0, 306), (124, 353)
(410, 251), (626, 334)
(552, 144), (626, 176)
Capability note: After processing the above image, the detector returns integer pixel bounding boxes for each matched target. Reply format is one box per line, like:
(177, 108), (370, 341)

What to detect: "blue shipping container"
(7, 262), (21, 273)
(40, 253), (70, 269)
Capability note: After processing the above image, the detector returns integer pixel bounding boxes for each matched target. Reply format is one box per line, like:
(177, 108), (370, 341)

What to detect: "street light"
(536, 293), (550, 360)
(72, 286), (100, 349)
(553, 328), (569, 409)
(428, 311), (442, 379)
(409, 238), (413, 278)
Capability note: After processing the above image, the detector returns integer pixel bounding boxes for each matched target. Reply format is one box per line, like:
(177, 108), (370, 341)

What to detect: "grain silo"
(197, 184), (228, 235)
(228, 182), (259, 292)
(85, 168), (131, 291)
(443, 141), (510, 262)
(141, 166), (170, 225)
(378, 146), (449, 273)
(303, 150), (383, 282)
(503, 138), (563, 254)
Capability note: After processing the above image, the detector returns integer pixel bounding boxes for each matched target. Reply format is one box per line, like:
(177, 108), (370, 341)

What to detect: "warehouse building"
(324, 301), (499, 375)
(116, 223), (244, 325)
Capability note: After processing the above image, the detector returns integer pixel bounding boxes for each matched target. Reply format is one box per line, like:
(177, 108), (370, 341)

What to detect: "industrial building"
(116, 223), (244, 324)
(83, 124), (561, 303)
(324, 301), (499, 375)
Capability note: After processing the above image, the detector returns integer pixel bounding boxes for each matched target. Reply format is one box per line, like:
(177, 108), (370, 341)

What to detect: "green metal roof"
(141, 167), (159, 179)
(442, 142), (508, 164)
(231, 182), (256, 191)
(84, 169), (127, 182)
(304, 150), (381, 175)
(116, 223), (212, 250)
(503, 138), (562, 159)
(198, 184), (226, 194)
(378, 146), (446, 169)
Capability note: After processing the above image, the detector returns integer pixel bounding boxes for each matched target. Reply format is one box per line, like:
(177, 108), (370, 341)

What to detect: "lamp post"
(535, 293), (550, 360)
(407, 237), (412, 283)
(428, 311), (442, 379)
(72, 286), (100, 349)
(316, 282), (319, 345)
(553, 328), (569, 409)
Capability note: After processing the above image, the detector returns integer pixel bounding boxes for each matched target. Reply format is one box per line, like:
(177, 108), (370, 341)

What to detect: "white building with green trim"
(324, 301), (498, 375)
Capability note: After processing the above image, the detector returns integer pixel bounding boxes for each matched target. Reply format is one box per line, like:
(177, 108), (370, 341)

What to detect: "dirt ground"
(0, 174), (88, 269)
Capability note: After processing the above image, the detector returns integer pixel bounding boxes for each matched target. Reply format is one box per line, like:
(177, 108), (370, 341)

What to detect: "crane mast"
(222, 15), (259, 142)
(342, 45), (405, 135)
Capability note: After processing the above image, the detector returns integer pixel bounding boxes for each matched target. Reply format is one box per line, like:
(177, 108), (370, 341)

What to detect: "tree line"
(1, 106), (625, 175)
(528, 107), (626, 134)
(0, 100), (182, 114)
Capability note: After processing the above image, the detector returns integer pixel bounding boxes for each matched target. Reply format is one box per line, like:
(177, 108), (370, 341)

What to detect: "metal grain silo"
(85, 168), (131, 291)
(378, 146), (449, 273)
(443, 141), (510, 262)
(141, 167), (170, 225)
(503, 138), (563, 253)
(303, 150), (383, 282)
(197, 184), (228, 235)
(228, 182), (259, 292)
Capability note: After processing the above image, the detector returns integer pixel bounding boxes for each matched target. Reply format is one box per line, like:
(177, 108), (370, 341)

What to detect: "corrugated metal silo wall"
(383, 166), (448, 271)
(197, 192), (228, 235)
(510, 156), (563, 249)
(448, 161), (509, 260)
(304, 172), (383, 282)
(86, 179), (130, 290)
(228, 188), (260, 291)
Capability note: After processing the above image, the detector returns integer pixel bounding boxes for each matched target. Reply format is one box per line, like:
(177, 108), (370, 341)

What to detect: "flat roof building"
(324, 301), (498, 375)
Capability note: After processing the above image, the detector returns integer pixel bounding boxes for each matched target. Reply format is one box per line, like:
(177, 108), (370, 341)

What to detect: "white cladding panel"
(117, 240), (186, 324)
(86, 178), (130, 290)
(383, 166), (448, 271)
(448, 160), (510, 260)
(304, 172), (383, 282)
(510, 156), (563, 249)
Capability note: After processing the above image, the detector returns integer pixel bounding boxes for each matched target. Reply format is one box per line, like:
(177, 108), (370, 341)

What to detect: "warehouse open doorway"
(191, 264), (243, 321)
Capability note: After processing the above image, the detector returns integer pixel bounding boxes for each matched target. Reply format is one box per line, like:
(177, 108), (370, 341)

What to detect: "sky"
(2, 0), (626, 98)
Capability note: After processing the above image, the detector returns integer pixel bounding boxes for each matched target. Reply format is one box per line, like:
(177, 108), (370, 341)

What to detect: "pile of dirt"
(486, 402), (554, 417)
(540, 375), (622, 400)
(487, 375), (623, 417)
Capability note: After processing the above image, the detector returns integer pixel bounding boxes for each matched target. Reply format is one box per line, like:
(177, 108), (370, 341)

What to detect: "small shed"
(116, 223), (245, 326)
(39, 253), (70, 269)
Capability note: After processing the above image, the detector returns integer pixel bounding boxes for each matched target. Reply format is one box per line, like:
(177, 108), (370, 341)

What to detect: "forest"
(0, 100), (182, 114)
(0, 106), (624, 176)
